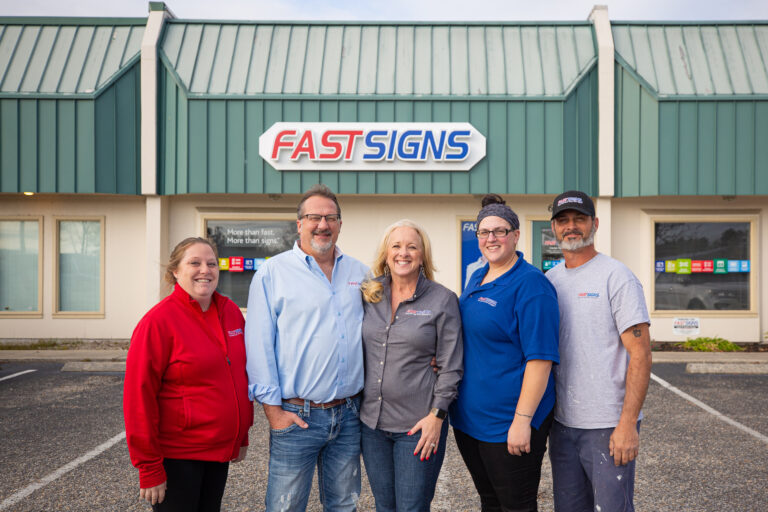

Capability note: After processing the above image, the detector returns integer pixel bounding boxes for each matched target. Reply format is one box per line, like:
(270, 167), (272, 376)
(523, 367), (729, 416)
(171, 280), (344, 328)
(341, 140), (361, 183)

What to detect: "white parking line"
(0, 369), (37, 382)
(651, 373), (768, 445)
(0, 431), (126, 511)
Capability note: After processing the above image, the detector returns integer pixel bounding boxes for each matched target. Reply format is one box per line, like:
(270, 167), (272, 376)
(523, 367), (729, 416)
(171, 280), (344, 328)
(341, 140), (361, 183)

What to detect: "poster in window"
(207, 219), (298, 307)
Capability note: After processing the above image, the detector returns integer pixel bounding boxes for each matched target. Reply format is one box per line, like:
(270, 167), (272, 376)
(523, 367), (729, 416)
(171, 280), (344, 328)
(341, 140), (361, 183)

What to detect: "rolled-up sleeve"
(431, 292), (464, 411)
(244, 267), (282, 405)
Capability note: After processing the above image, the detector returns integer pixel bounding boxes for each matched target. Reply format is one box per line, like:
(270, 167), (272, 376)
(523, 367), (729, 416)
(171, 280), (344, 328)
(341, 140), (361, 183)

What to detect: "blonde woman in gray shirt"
(360, 219), (464, 512)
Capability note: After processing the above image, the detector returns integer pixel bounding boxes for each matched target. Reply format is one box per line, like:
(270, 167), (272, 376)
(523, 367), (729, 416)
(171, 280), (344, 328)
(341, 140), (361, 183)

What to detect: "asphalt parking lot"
(1, 358), (767, 511)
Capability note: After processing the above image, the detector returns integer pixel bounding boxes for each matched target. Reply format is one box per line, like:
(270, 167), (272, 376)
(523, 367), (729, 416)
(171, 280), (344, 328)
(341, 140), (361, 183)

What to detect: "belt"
(283, 392), (361, 410)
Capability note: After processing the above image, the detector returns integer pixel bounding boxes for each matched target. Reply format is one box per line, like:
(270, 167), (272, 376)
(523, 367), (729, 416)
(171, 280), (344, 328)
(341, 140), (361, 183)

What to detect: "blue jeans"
(549, 420), (640, 512)
(265, 397), (362, 512)
(361, 421), (449, 512)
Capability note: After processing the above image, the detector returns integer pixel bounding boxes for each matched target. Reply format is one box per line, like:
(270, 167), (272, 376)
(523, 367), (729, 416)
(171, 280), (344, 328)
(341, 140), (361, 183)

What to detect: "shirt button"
(338, 312), (341, 316)
(380, 361), (384, 365)
(382, 343), (386, 347)
(378, 379), (381, 383)
(341, 335), (345, 339)
(378, 396), (381, 400)
(385, 326), (389, 330)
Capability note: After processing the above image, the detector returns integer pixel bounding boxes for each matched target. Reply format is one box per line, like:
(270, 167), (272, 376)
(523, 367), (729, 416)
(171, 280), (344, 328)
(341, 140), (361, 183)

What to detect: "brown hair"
(297, 184), (341, 219)
(164, 237), (219, 285)
(361, 219), (436, 303)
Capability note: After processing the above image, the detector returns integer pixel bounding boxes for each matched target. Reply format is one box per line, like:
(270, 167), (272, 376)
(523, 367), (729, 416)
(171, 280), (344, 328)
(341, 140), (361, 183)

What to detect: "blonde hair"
(164, 237), (219, 286)
(361, 219), (435, 303)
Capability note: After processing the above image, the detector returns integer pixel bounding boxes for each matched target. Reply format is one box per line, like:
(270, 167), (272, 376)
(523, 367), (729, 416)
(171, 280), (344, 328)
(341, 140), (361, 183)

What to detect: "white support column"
(140, 4), (172, 196)
(595, 197), (612, 256)
(145, 196), (169, 307)
(141, 4), (174, 307)
(589, 5), (614, 256)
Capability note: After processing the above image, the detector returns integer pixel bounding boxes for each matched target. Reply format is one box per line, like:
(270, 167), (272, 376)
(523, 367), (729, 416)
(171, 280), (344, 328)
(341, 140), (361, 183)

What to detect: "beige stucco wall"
(2, 192), (764, 343)
(164, 193), (557, 294)
(0, 194), (147, 340)
(610, 196), (765, 343)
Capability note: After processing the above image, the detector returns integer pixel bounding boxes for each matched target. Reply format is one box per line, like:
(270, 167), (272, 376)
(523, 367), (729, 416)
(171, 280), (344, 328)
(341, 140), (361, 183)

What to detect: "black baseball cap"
(550, 190), (595, 220)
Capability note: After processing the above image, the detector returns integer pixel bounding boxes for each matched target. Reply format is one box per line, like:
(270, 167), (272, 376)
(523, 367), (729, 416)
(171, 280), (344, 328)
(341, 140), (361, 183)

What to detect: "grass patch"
(0, 340), (83, 350)
(676, 337), (745, 352)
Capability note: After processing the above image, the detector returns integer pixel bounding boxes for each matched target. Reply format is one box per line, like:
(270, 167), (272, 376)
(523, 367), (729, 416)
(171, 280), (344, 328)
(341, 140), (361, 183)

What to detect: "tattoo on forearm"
(632, 326), (642, 337)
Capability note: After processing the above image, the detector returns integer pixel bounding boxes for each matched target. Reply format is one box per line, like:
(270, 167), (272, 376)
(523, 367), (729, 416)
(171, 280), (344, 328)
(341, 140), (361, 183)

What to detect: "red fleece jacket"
(124, 284), (254, 488)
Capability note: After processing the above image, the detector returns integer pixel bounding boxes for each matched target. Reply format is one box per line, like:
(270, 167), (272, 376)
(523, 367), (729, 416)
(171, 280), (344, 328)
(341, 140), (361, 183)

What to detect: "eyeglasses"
(301, 213), (341, 224)
(476, 228), (513, 239)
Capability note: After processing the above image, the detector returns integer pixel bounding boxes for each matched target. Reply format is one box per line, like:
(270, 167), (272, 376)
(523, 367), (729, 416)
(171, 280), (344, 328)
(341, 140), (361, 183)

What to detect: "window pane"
(59, 220), (101, 312)
(654, 222), (750, 311)
(206, 220), (298, 307)
(0, 220), (39, 312)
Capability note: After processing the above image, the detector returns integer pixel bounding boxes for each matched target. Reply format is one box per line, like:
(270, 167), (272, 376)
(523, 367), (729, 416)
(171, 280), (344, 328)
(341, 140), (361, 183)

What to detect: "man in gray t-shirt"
(545, 191), (651, 512)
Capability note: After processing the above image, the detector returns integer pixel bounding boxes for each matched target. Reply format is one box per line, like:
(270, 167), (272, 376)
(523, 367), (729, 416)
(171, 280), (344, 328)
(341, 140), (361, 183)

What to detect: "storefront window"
(0, 219), (41, 314)
(57, 219), (103, 313)
(654, 221), (750, 311)
(206, 219), (298, 307)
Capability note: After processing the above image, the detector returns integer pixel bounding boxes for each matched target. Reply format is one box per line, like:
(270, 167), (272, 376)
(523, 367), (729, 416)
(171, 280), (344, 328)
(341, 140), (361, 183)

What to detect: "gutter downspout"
(141, 2), (174, 308)
(589, 5), (614, 256)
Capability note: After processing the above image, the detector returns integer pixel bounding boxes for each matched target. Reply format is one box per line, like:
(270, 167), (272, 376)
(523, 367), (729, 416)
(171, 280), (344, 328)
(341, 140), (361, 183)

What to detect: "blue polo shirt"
(450, 251), (560, 442)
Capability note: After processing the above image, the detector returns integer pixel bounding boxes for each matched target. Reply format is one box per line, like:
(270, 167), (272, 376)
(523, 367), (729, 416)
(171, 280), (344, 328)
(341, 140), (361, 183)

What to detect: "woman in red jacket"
(124, 237), (253, 511)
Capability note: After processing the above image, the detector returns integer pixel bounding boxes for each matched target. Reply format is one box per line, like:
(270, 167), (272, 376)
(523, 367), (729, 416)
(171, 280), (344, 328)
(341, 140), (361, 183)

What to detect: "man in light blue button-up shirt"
(245, 184), (368, 512)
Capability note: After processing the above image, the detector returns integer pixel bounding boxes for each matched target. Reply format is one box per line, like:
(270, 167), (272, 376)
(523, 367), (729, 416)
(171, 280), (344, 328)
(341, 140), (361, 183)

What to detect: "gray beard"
(558, 229), (595, 251)
(310, 238), (333, 254)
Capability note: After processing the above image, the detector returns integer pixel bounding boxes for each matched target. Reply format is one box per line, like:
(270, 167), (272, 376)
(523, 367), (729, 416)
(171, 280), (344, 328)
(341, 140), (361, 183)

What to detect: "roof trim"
(0, 17), (146, 25)
(164, 19), (594, 27)
(612, 21), (768, 26)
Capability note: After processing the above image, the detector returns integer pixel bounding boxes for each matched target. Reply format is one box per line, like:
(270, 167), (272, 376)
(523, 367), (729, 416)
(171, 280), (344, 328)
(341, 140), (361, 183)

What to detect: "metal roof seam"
(92, 26), (114, 91)
(261, 25), (276, 94)
(645, 25), (662, 93)
(241, 26), (256, 94)
(659, 27), (677, 95)
(749, 25), (768, 91)
(733, 27), (755, 94)
(316, 25), (329, 95)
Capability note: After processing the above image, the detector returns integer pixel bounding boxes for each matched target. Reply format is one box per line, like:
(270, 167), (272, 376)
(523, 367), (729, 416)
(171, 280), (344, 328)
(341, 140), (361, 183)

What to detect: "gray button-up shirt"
(360, 274), (463, 432)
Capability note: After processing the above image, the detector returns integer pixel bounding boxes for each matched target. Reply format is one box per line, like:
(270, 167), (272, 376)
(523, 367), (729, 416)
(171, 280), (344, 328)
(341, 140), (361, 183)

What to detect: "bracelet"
(515, 411), (533, 418)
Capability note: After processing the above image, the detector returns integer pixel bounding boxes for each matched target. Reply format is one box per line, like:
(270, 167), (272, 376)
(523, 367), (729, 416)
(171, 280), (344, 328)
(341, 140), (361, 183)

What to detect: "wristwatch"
(430, 407), (447, 419)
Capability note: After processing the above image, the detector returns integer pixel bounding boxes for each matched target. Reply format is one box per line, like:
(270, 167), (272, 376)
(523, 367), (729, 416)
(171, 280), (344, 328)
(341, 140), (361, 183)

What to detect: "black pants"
(454, 410), (554, 512)
(152, 458), (230, 512)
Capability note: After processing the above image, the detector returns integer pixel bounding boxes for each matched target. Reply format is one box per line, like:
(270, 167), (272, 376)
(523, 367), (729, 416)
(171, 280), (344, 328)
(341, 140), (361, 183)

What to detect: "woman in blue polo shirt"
(450, 194), (560, 512)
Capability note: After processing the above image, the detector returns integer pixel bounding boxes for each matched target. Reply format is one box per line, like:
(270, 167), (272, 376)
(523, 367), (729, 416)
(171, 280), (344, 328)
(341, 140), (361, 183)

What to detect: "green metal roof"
(613, 23), (768, 98)
(160, 21), (596, 98)
(0, 19), (145, 97)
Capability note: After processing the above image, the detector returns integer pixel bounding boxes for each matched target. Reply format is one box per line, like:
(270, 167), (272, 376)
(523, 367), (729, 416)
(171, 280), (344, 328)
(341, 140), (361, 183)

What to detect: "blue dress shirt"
(245, 242), (368, 405)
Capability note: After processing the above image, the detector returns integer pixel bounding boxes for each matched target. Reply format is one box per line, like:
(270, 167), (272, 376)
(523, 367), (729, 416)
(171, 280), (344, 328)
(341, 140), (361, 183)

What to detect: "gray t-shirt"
(546, 253), (650, 429)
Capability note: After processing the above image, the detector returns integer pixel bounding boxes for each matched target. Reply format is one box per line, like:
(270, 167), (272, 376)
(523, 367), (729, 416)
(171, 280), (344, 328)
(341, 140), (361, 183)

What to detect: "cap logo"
(557, 197), (583, 206)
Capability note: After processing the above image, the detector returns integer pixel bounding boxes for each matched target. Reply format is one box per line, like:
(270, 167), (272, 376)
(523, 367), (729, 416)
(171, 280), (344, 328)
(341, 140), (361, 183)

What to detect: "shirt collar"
(172, 282), (222, 313)
(378, 272), (429, 302)
(470, 250), (526, 288)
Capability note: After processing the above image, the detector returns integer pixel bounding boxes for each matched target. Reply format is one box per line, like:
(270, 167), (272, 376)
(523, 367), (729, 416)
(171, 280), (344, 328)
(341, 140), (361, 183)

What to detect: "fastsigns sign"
(259, 122), (486, 171)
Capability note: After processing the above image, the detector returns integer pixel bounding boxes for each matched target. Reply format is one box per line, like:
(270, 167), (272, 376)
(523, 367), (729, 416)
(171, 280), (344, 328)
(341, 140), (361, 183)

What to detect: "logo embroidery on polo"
(227, 328), (244, 337)
(404, 309), (431, 316)
(348, 281), (361, 287)
(477, 297), (497, 307)
(558, 197), (584, 206)
(577, 292), (600, 299)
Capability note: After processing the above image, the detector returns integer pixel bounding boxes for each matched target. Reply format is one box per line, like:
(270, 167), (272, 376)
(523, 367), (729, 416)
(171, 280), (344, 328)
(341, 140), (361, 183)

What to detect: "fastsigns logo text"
(259, 122), (486, 172)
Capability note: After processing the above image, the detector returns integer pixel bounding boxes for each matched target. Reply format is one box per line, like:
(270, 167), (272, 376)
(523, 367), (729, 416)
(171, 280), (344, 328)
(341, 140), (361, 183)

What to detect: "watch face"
(431, 407), (447, 419)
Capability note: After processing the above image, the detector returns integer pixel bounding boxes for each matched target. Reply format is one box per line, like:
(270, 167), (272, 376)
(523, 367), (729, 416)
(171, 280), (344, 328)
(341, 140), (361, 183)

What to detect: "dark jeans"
(152, 458), (229, 512)
(454, 410), (554, 512)
(361, 420), (449, 512)
(549, 420), (640, 512)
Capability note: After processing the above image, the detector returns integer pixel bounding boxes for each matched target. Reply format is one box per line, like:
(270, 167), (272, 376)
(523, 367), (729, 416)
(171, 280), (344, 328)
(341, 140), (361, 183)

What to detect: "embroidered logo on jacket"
(577, 292), (600, 299)
(477, 297), (497, 307)
(228, 328), (244, 337)
(404, 309), (431, 316)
